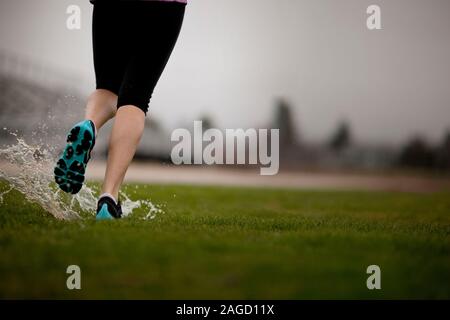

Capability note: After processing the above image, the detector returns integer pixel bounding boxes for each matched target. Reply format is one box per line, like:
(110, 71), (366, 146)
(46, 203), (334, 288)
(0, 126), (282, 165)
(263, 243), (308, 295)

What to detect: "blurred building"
(1, 50), (447, 173)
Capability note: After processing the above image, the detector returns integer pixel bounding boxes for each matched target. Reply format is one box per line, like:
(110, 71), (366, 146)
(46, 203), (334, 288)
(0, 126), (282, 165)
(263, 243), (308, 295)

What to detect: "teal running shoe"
(54, 120), (96, 194)
(96, 196), (122, 220)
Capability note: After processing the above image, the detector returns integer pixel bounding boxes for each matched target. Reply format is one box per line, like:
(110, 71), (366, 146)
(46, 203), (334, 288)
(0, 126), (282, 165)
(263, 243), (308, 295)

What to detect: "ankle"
(99, 192), (118, 204)
(86, 119), (98, 137)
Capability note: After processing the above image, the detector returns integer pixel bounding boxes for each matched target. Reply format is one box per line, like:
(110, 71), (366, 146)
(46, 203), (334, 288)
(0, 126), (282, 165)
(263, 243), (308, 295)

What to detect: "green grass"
(0, 180), (449, 299)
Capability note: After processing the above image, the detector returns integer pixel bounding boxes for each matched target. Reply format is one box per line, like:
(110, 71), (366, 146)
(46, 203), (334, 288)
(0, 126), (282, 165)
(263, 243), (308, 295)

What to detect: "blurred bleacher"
(0, 50), (83, 150)
(0, 50), (172, 161)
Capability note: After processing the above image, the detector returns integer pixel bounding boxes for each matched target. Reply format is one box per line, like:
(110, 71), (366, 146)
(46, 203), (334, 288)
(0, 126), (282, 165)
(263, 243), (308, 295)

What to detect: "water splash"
(0, 129), (164, 220)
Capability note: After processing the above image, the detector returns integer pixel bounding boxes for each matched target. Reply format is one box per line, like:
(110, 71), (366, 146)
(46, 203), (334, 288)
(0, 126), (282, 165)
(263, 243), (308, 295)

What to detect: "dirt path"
(2, 160), (449, 193)
(86, 161), (450, 193)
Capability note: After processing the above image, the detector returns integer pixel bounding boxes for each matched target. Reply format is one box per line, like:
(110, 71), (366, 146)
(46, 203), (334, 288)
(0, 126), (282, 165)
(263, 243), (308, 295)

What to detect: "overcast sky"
(0, 0), (449, 145)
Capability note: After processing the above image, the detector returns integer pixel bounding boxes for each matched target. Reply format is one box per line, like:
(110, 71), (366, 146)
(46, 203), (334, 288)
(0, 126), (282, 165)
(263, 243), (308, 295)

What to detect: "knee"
(88, 89), (118, 105)
(117, 97), (149, 115)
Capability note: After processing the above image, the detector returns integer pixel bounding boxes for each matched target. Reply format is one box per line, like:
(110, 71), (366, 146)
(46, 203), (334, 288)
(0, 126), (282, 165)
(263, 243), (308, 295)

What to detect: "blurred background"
(1, 0), (450, 189)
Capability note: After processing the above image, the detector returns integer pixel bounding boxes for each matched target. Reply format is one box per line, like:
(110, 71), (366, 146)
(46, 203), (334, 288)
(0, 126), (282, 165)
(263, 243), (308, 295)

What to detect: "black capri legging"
(92, 1), (185, 115)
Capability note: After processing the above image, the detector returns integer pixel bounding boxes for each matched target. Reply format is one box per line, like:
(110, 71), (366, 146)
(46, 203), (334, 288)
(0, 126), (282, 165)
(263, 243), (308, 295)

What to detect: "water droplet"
(0, 129), (164, 220)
